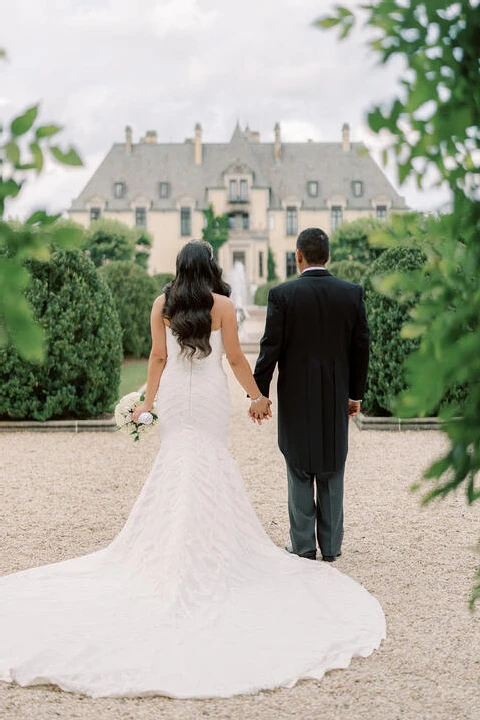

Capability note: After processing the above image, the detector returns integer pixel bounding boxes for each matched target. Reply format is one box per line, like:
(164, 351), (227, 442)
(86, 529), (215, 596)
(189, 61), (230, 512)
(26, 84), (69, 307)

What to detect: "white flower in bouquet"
(114, 392), (158, 442)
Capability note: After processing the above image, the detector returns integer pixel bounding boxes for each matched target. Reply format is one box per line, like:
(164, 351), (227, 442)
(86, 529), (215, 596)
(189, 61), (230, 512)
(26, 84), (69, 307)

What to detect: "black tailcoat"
(254, 270), (369, 473)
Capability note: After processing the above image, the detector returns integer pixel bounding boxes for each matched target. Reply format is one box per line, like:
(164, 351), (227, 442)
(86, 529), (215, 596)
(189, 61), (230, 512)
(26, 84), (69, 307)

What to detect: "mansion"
(69, 122), (407, 285)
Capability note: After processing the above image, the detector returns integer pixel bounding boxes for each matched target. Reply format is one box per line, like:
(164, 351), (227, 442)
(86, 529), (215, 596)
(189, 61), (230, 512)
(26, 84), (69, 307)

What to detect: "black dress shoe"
(321, 552), (342, 562)
(285, 544), (317, 560)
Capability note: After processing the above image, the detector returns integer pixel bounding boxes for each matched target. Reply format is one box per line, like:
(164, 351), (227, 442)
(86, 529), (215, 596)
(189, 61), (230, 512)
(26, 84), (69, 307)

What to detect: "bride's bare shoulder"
(153, 294), (166, 309)
(211, 293), (233, 309)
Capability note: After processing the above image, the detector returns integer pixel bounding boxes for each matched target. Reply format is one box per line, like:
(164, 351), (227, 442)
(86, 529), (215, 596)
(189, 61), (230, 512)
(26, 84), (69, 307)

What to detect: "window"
(240, 179), (248, 200)
(307, 181), (318, 197)
(228, 214), (237, 230)
(135, 207), (147, 227)
(258, 251), (264, 279)
(229, 180), (237, 201)
(286, 207), (297, 236)
(285, 251), (297, 278)
(242, 213), (249, 230)
(352, 181), (363, 198)
(114, 182), (125, 199)
(159, 182), (169, 198)
(268, 213), (275, 231)
(90, 207), (101, 221)
(331, 206), (343, 232)
(180, 207), (191, 236)
(376, 205), (388, 220)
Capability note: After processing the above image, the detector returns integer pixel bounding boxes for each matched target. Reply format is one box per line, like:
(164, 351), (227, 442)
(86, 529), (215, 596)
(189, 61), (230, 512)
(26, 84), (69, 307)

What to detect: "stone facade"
(69, 122), (407, 287)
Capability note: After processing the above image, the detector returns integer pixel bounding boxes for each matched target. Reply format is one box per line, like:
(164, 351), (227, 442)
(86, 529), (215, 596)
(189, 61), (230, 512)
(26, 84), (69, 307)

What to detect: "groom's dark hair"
(296, 228), (329, 264)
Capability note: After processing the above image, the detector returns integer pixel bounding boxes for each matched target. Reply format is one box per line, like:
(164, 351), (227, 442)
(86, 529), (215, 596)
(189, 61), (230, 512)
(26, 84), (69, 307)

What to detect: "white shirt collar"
(301, 266), (327, 273)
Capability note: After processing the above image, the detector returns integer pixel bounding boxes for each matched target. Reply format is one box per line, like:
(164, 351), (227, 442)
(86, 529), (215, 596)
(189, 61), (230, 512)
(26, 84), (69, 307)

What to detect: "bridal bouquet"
(114, 392), (158, 442)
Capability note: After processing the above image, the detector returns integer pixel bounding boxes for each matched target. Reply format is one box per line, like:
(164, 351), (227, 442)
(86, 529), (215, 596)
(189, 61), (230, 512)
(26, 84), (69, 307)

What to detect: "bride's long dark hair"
(163, 240), (231, 358)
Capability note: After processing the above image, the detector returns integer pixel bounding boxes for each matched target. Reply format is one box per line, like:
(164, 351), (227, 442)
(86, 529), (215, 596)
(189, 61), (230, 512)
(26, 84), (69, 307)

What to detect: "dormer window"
(307, 181), (318, 197)
(239, 179), (248, 200)
(159, 182), (170, 199)
(114, 182), (126, 199)
(352, 180), (363, 198)
(229, 180), (237, 201)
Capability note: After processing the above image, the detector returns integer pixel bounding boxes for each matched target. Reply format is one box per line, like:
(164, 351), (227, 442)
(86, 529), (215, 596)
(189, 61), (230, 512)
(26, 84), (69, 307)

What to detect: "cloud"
(2, 0), (447, 218)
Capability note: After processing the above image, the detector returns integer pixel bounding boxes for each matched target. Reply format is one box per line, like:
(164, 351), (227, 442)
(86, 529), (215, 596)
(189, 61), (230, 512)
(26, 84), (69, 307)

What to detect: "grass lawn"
(118, 358), (148, 398)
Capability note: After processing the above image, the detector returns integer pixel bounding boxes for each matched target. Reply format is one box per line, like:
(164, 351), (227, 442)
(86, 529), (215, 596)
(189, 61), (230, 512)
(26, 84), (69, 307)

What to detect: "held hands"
(248, 396), (272, 425)
(348, 400), (361, 418)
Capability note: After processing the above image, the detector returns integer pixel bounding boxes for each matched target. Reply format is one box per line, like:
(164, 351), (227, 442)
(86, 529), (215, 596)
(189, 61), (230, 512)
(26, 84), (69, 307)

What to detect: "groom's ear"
(296, 248), (303, 265)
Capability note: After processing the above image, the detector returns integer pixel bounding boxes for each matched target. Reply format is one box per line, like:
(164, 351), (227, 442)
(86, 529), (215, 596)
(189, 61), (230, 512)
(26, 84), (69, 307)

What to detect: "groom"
(253, 227), (369, 561)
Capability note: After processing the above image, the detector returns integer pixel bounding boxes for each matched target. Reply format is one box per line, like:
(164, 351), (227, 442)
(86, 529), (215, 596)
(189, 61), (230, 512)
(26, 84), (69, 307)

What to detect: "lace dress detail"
(0, 328), (385, 698)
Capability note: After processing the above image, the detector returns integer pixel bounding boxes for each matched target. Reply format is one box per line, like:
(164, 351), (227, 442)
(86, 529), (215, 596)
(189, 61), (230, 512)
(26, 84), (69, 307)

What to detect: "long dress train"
(0, 328), (385, 698)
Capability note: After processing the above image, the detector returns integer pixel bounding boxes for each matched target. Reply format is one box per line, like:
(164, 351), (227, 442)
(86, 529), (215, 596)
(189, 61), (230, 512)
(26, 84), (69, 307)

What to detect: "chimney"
(342, 123), (351, 152)
(274, 122), (281, 163)
(125, 125), (132, 154)
(143, 130), (157, 144)
(194, 122), (202, 165)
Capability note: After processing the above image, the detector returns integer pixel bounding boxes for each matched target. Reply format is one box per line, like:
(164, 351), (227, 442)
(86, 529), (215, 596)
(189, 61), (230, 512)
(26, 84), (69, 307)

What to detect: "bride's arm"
(220, 299), (271, 421)
(132, 295), (167, 421)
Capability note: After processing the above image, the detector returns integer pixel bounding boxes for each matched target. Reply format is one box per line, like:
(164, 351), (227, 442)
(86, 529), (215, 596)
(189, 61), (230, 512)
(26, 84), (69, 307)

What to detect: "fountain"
(228, 261), (250, 341)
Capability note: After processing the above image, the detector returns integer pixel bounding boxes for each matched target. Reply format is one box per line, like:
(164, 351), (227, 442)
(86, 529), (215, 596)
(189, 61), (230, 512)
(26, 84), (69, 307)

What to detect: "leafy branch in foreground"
(315, 1), (480, 607)
(1, 50), (84, 361)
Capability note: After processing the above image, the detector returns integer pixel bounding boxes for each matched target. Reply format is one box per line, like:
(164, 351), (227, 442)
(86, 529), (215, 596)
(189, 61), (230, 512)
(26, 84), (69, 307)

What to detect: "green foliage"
(362, 246), (426, 416)
(267, 247), (278, 281)
(316, 0), (480, 605)
(330, 217), (386, 264)
(134, 231), (152, 270)
(254, 280), (279, 306)
(83, 218), (152, 268)
(202, 205), (229, 259)
(99, 261), (159, 358)
(153, 273), (175, 293)
(327, 260), (366, 284)
(0, 53), (84, 361)
(0, 250), (122, 420)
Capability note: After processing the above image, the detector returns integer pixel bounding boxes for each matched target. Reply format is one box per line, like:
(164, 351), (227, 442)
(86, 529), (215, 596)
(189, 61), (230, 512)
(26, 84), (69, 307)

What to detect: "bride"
(0, 240), (385, 699)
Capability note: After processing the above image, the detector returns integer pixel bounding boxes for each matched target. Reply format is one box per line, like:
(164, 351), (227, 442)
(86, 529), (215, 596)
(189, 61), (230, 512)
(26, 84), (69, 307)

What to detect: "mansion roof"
(70, 123), (407, 212)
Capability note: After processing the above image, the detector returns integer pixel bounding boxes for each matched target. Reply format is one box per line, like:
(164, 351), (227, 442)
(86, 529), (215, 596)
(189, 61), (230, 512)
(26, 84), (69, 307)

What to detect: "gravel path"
(0, 358), (479, 720)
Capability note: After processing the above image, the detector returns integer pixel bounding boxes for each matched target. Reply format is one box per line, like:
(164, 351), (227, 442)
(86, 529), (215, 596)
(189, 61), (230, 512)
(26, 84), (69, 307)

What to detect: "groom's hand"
(248, 397), (272, 424)
(348, 400), (361, 418)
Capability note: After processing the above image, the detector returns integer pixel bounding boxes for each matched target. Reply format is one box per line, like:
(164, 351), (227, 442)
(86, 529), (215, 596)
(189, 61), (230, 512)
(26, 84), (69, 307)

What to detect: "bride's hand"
(132, 401), (152, 423)
(248, 396), (272, 424)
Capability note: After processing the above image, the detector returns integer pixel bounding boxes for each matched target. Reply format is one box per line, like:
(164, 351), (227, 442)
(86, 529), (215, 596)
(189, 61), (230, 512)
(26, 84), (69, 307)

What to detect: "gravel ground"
(0, 358), (479, 720)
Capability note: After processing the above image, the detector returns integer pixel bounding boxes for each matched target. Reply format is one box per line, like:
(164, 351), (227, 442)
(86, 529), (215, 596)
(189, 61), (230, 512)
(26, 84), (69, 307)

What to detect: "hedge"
(330, 217), (386, 264)
(99, 261), (159, 358)
(327, 260), (366, 284)
(0, 250), (123, 421)
(362, 246), (426, 416)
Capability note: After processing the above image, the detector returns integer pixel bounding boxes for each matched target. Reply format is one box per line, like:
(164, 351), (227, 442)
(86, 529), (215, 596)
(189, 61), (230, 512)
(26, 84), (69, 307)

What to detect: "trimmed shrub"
(362, 246), (426, 416)
(254, 280), (278, 306)
(328, 260), (366, 284)
(330, 217), (386, 264)
(0, 250), (122, 421)
(84, 218), (152, 269)
(99, 261), (159, 358)
(154, 273), (175, 293)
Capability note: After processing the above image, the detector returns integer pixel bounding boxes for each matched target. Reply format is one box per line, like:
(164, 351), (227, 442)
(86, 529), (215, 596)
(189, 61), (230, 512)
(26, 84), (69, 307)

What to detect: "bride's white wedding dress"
(0, 328), (385, 699)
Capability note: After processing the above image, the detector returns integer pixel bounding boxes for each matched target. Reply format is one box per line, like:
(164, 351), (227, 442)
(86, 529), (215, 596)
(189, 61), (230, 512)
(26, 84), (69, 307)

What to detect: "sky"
(2, 0), (451, 219)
